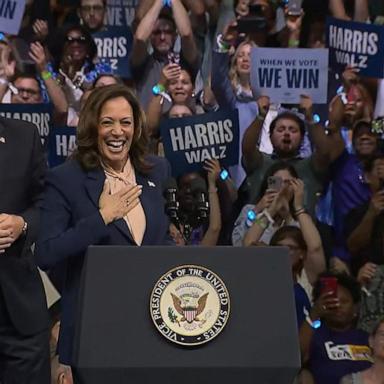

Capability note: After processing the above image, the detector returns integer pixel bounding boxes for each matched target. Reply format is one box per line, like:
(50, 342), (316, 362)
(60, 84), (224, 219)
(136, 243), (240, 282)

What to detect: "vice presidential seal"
(150, 265), (230, 346)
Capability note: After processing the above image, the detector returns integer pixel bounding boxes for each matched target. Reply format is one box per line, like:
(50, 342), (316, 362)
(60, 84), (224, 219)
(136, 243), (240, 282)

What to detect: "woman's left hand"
(291, 178), (305, 210)
(203, 158), (221, 186)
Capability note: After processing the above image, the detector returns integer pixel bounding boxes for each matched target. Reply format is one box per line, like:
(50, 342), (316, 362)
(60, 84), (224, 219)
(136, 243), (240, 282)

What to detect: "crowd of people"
(0, 0), (384, 383)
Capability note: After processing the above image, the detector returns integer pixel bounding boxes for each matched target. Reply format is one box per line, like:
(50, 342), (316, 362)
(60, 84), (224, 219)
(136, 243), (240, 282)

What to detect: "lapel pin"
(148, 181), (156, 187)
(0, 137), (5, 144)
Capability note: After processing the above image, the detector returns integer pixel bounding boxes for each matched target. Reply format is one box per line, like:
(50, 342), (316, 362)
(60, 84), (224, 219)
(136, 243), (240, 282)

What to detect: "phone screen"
(320, 277), (338, 298)
(267, 176), (283, 191)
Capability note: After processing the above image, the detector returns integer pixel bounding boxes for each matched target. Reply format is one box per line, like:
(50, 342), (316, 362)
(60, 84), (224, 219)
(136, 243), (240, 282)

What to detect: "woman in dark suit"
(36, 84), (171, 366)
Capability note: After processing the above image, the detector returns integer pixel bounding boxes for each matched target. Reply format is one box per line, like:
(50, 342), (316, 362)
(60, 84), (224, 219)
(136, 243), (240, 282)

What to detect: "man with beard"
(242, 95), (344, 218)
(77, 0), (106, 33)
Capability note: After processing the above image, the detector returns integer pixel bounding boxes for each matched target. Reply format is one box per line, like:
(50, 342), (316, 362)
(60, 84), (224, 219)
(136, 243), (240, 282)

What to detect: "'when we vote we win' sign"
(251, 48), (329, 104)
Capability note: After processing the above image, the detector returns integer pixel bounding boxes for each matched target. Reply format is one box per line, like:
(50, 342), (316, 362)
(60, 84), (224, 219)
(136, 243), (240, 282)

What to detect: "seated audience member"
(130, 0), (199, 109)
(169, 159), (221, 246)
(341, 318), (384, 384)
(242, 95), (343, 217)
(300, 272), (372, 384)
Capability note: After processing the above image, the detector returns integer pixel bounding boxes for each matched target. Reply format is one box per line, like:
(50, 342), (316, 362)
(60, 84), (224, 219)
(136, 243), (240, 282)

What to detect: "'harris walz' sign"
(326, 17), (384, 78)
(48, 126), (77, 167)
(0, 103), (52, 145)
(93, 26), (133, 78)
(160, 110), (239, 176)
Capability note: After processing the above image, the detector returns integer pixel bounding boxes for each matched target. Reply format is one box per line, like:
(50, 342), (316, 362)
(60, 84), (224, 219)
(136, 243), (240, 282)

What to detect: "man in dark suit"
(0, 117), (50, 383)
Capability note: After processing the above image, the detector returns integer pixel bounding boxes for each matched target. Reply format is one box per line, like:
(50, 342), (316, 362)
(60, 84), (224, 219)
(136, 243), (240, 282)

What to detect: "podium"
(73, 246), (300, 383)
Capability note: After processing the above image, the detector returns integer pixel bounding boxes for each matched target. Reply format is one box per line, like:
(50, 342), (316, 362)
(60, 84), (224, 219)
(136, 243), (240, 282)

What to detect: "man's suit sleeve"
(20, 125), (46, 254)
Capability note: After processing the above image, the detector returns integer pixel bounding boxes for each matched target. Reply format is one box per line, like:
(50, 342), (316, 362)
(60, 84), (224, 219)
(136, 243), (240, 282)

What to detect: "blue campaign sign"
(0, 103), (52, 146)
(326, 17), (384, 78)
(93, 26), (133, 78)
(250, 47), (329, 104)
(105, 0), (138, 27)
(48, 126), (77, 168)
(0, 0), (26, 35)
(160, 110), (239, 177)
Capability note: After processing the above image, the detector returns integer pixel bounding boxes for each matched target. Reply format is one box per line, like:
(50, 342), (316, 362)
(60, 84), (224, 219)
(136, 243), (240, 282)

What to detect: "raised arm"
(201, 159), (222, 246)
(171, 0), (199, 67)
(146, 63), (181, 137)
(291, 179), (326, 285)
(242, 96), (269, 174)
(131, 0), (164, 67)
(301, 95), (344, 173)
(29, 42), (68, 124)
(211, 20), (238, 110)
(347, 191), (384, 255)
(0, 44), (15, 102)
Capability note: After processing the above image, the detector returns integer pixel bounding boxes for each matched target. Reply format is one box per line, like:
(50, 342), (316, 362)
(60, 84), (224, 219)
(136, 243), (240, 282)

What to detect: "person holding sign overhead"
(36, 84), (172, 367)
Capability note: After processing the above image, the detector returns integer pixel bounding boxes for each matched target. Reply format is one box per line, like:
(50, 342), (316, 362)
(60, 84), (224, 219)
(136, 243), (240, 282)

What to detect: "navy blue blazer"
(35, 155), (171, 364)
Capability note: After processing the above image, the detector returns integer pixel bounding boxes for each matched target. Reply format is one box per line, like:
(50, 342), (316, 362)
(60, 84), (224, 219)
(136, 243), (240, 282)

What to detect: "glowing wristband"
(288, 38), (299, 48)
(0, 77), (9, 86)
(306, 316), (321, 329)
(152, 83), (166, 95)
(246, 209), (257, 228)
(41, 70), (53, 81)
(220, 169), (229, 181)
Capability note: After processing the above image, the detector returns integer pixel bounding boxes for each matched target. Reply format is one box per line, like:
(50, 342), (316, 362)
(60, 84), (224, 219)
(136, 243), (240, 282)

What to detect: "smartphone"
(237, 16), (267, 33)
(167, 52), (180, 65)
(320, 277), (338, 298)
(10, 37), (35, 73)
(267, 176), (283, 191)
(287, 0), (303, 16)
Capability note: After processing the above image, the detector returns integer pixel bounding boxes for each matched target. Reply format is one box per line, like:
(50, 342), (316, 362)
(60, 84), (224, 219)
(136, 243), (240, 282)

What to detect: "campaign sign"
(105, 0), (138, 27)
(326, 17), (384, 78)
(160, 110), (239, 176)
(0, 103), (52, 146)
(48, 126), (77, 167)
(93, 26), (133, 78)
(0, 0), (26, 35)
(251, 48), (329, 104)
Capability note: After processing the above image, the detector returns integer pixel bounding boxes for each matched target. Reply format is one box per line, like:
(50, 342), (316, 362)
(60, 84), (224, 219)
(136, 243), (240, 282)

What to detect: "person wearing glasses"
(46, 24), (111, 118)
(130, 0), (200, 109)
(77, 0), (106, 33)
(0, 40), (68, 124)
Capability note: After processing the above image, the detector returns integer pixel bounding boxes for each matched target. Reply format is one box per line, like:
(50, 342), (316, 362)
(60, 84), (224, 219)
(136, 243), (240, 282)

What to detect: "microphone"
(190, 178), (209, 220)
(163, 178), (179, 223)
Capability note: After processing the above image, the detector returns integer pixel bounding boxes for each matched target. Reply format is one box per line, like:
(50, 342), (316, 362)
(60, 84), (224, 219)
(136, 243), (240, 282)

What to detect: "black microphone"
(190, 178), (209, 220)
(163, 178), (179, 222)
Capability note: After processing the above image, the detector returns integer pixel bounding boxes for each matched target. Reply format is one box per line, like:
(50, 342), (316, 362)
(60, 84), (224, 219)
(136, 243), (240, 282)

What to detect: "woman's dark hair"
(93, 74), (124, 88)
(270, 225), (307, 252)
(269, 111), (306, 139)
(74, 84), (151, 173)
(50, 24), (97, 71)
(257, 161), (298, 201)
(313, 272), (361, 304)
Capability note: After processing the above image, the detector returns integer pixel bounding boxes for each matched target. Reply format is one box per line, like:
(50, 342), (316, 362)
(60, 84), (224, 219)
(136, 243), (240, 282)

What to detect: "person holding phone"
(299, 272), (372, 384)
(232, 162), (300, 247)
